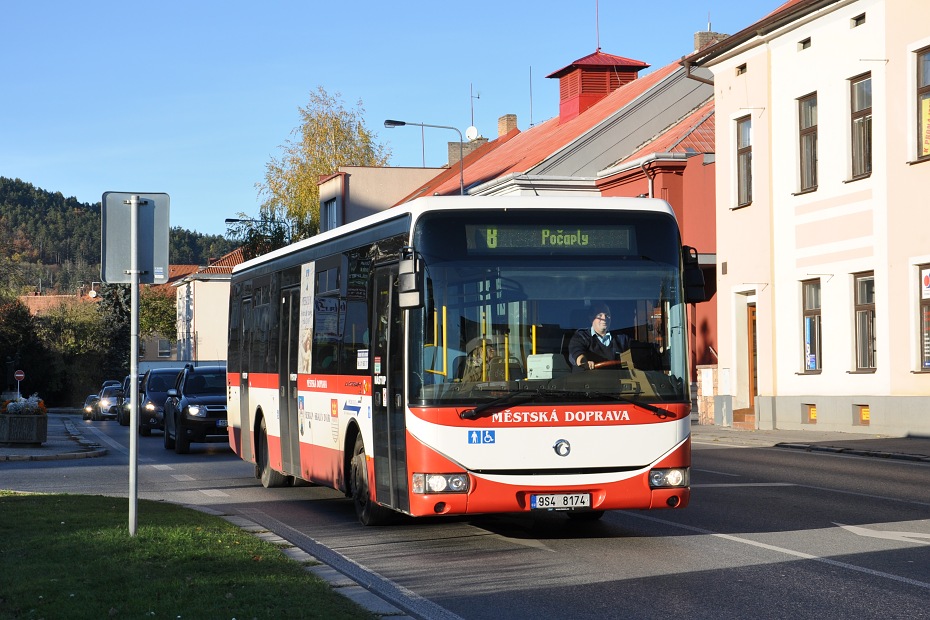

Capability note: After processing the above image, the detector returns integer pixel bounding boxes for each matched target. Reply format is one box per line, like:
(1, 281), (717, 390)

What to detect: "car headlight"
(99, 399), (111, 408)
(144, 401), (157, 412)
(648, 468), (689, 488)
(412, 473), (469, 494)
(187, 405), (204, 417)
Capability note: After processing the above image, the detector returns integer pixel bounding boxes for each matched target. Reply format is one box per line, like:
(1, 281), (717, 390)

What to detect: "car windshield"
(185, 371), (226, 395)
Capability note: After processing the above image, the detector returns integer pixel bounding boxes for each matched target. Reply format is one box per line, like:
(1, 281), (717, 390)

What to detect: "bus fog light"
(649, 468), (689, 489)
(448, 475), (467, 492)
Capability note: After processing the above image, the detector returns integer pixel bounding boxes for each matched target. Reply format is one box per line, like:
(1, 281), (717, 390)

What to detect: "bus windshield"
(408, 209), (691, 406)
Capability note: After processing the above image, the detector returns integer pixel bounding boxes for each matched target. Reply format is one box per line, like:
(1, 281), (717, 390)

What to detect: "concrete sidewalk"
(691, 423), (930, 463)
(0, 411), (107, 461)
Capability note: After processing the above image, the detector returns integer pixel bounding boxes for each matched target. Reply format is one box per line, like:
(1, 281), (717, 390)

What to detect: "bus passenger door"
(279, 287), (301, 476)
(238, 299), (253, 463)
(371, 264), (409, 513)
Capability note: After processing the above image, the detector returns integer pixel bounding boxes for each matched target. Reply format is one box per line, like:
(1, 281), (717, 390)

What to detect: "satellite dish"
(88, 290), (98, 298)
(465, 126), (479, 141)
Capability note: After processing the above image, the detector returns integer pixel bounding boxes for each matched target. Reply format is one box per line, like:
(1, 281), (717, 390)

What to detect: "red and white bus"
(227, 196), (705, 524)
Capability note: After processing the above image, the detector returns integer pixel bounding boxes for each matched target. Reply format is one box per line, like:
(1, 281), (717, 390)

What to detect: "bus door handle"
(395, 393), (402, 408)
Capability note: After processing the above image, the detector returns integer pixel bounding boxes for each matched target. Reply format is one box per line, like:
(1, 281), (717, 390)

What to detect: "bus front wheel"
(351, 435), (392, 526)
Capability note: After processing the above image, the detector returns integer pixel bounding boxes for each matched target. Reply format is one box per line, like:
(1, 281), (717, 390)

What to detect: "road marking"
(199, 489), (229, 497)
(692, 468), (742, 477)
(837, 523), (930, 546)
(171, 474), (195, 481)
(692, 483), (795, 488)
(151, 464), (173, 470)
(625, 512), (930, 591)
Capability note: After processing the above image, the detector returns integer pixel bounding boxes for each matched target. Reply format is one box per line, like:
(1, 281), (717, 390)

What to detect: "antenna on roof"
(529, 66), (534, 127)
(708, 12), (712, 32)
(596, 0), (601, 51)
(470, 82), (480, 128)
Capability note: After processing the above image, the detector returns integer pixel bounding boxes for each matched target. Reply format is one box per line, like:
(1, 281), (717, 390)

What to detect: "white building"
(687, 0), (930, 435)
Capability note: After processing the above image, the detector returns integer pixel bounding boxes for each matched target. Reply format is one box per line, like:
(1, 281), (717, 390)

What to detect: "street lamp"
(384, 119), (465, 196)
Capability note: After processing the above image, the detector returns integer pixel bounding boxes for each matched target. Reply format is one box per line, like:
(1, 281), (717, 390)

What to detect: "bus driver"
(569, 303), (630, 370)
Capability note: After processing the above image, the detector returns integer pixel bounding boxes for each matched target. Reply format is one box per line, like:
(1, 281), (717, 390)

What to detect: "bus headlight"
(412, 473), (469, 494)
(649, 468), (689, 488)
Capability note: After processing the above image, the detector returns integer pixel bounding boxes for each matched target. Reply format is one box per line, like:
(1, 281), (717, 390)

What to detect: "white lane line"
(199, 489), (229, 497)
(171, 474), (195, 481)
(151, 464), (173, 470)
(625, 512), (930, 591)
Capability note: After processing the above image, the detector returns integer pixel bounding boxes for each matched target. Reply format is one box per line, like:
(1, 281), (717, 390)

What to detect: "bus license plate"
(217, 420), (227, 427)
(530, 493), (590, 510)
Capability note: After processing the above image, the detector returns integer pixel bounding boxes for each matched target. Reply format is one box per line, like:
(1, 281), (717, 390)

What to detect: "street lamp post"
(384, 119), (465, 196)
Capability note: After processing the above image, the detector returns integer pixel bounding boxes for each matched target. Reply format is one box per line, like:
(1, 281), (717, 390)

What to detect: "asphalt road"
(2, 419), (928, 620)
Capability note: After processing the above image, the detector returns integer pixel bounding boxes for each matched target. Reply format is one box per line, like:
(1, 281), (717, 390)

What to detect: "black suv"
(136, 367), (182, 436)
(163, 364), (228, 454)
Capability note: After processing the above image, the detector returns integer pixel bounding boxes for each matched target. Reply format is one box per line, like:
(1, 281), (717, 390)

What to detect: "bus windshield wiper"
(534, 388), (672, 419)
(459, 391), (537, 420)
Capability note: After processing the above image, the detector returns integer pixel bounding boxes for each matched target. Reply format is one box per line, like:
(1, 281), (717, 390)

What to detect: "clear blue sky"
(1, 1), (777, 237)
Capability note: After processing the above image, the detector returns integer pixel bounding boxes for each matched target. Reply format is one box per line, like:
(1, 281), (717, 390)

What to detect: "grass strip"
(0, 491), (374, 619)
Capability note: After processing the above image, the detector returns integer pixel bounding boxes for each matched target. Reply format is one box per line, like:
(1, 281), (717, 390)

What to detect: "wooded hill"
(0, 177), (237, 295)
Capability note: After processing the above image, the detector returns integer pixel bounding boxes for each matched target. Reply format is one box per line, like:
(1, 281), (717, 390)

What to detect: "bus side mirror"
(682, 245), (707, 304)
(398, 247), (424, 308)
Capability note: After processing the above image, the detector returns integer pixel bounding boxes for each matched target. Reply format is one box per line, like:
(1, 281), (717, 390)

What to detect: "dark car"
(135, 367), (182, 436)
(93, 385), (124, 421)
(163, 364), (228, 454)
(117, 375), (134, 426)
(82, 394), (99, 421)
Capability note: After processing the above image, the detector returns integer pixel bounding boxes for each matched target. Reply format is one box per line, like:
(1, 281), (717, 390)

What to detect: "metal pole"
(127, 195), (142, 537)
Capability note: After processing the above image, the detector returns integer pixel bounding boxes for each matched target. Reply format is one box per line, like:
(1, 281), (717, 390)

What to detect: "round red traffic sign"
(14, 370), (24, 381)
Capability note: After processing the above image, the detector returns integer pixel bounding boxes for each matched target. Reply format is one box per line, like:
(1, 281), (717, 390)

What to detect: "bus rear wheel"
(351, 435), (392, 526)
(259, 417), (287, 488)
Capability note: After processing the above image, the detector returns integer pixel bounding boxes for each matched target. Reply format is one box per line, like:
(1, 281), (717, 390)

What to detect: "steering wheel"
(592, 360), (626, 369)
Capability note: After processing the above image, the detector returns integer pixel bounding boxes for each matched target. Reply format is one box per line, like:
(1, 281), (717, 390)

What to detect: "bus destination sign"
(466, 225), (634, 254)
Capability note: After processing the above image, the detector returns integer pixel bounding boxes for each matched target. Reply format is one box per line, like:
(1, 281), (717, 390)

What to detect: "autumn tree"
(140, 285), (176, 341)
(256, 86), (391, 240)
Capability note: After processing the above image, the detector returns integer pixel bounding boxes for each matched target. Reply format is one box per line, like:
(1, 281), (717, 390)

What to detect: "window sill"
(907, 157), (930, 166)
(846, 369), (876, 374)
(730, 202), (752, 211)
(796, 370), (822, 375)
(791, 187), (817, 196)
(843, 174), (871, 183)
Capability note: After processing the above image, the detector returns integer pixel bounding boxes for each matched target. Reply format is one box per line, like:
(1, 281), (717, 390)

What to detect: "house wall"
(176, 279), (230, 363)
(706, 0), (930, 435)
(707, 17), (774, 422)
(318, 166), (442, 231)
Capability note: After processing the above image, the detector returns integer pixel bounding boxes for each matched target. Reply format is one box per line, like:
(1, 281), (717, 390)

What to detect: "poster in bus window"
(299, 263), (315, 373)
(315, 297), (346, 343)
(347, 254), (371, 302)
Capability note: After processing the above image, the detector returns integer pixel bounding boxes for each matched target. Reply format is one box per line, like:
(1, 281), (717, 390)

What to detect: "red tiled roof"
(547, 50), (649, 78)
(198, 247), (244, 274)
(417, 59), (682, 197)
(621, 98), (715, 163)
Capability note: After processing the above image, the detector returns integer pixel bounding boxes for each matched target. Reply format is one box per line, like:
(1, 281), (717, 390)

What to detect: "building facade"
(690, 0), (930, 435)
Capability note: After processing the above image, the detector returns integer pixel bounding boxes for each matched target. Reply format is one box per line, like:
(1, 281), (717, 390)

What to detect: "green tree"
(257, 86), (390, 240)
(140, 285), (176, 340)
(96, 284), (131, 380)
(0, 295), (51, 397)
(33, 299), (108, 403)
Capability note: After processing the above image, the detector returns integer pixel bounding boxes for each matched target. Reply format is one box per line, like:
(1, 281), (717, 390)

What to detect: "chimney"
(498, 114), (518, 137)
(449, 137), (489, 165)
(694, 31), (728, 51)
(546, 51), (649, 124)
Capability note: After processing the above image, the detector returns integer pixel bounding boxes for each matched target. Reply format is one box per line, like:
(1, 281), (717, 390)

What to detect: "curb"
(775, 441), (930, 462)
(194, 507), (420, 619)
